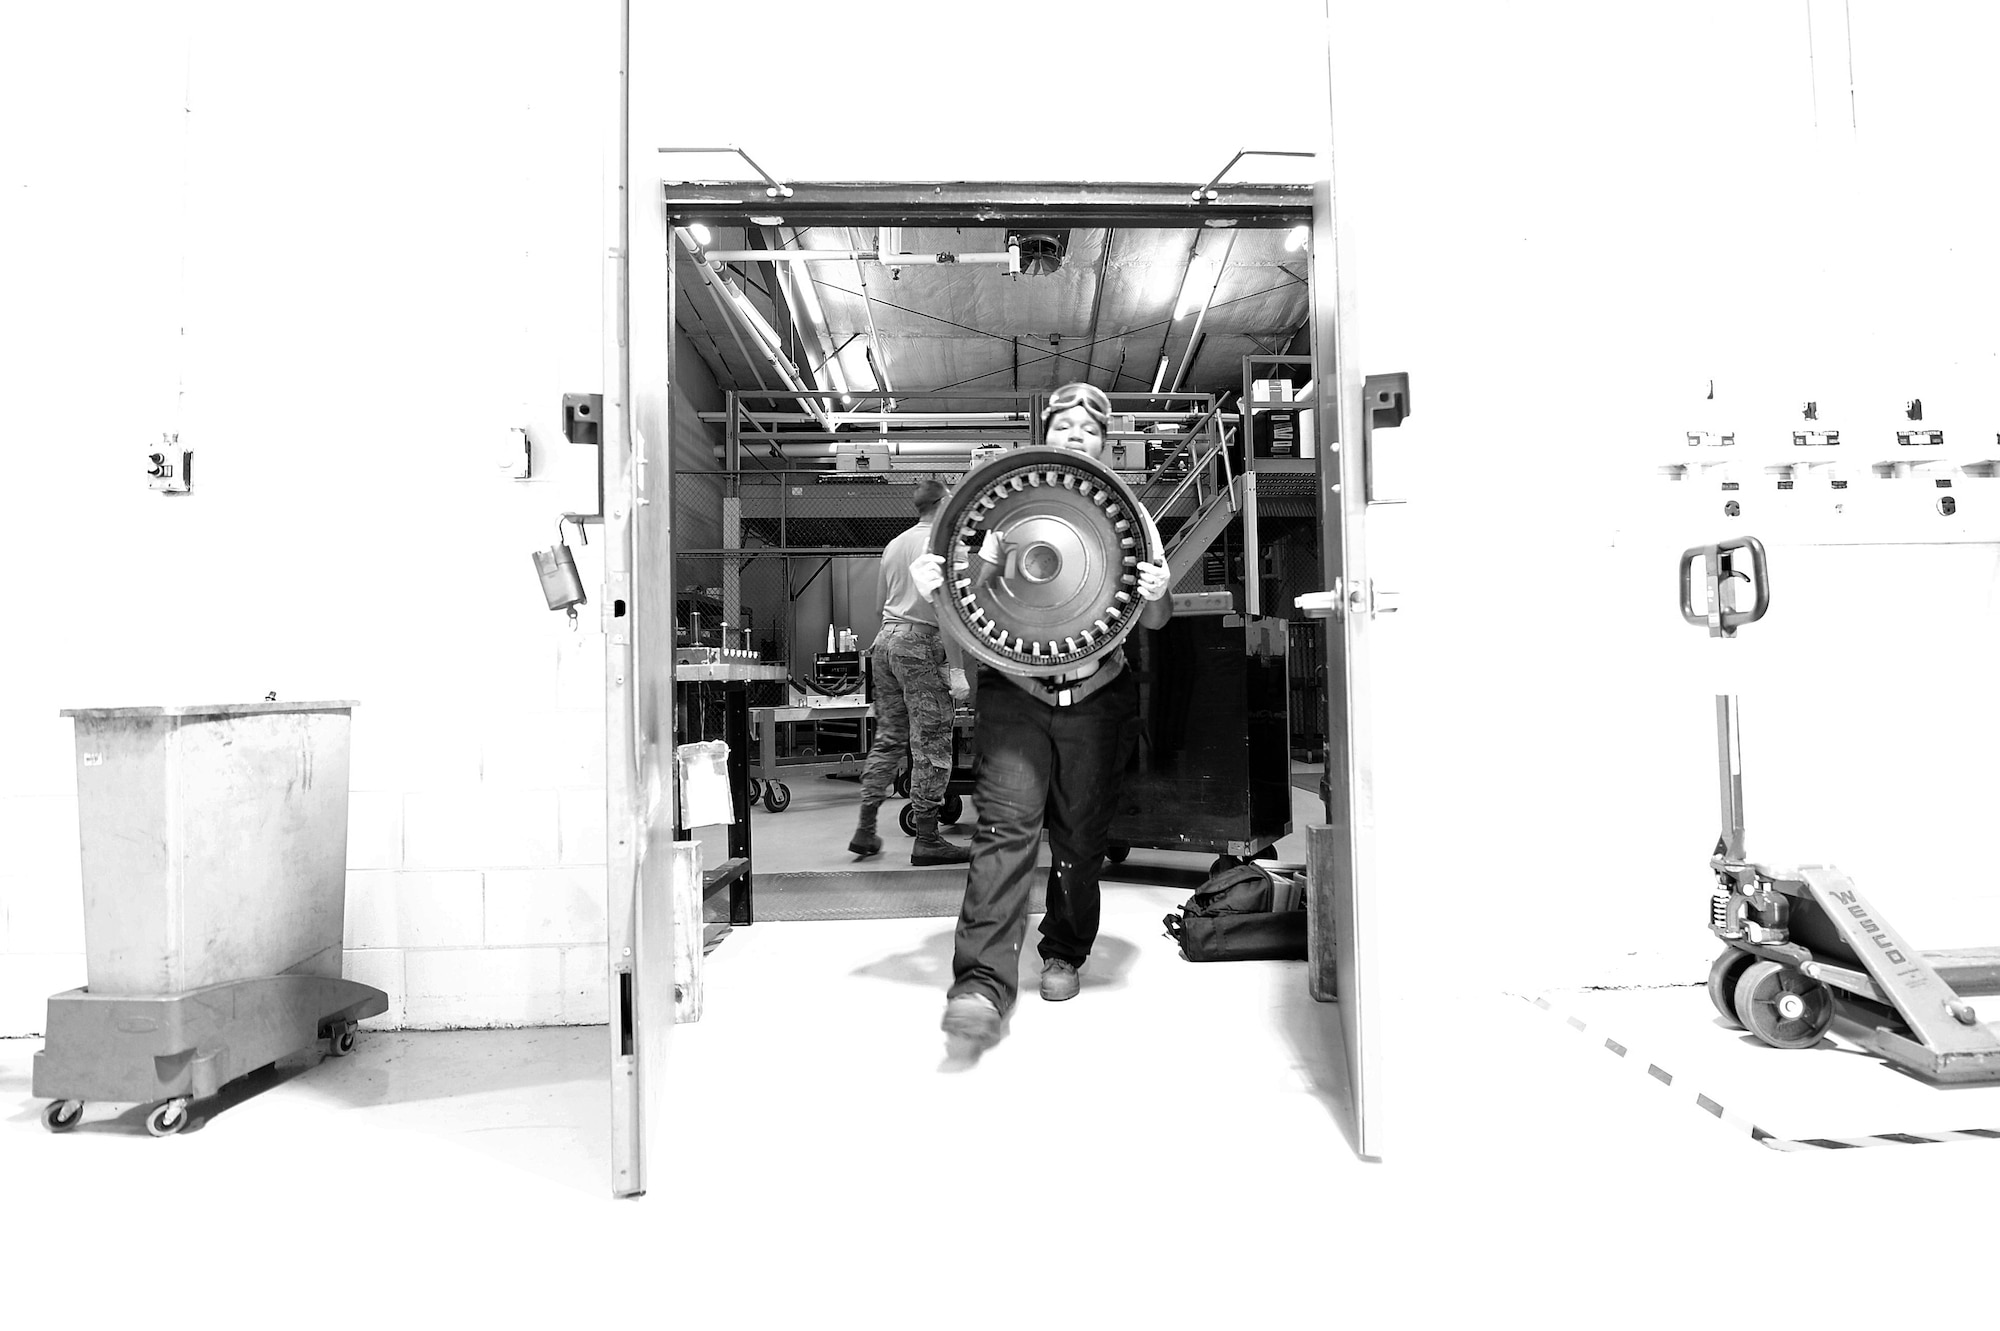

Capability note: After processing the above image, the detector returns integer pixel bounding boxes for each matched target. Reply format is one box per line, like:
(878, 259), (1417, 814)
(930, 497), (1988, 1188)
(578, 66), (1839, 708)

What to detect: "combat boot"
(848, 799), (883, 858)
(909, 809), (971, 866)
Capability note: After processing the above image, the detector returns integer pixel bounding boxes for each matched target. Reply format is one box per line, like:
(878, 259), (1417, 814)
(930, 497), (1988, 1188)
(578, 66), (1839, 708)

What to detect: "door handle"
(1295, 581), (1400, 621)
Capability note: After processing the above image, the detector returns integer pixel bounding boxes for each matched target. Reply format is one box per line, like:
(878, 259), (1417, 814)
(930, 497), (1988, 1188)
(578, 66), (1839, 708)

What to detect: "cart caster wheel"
(1104, 841), (1129, 865)
(1733, 960), (1834, 1050)
(893, 766), (912, 798)
(330, 1026), (357, 1057)
(1209, 855), (1241, 876)
(1707, 948), (1757, 1030)
(898, 802), (921, 837)
(763, 782), (791, 813)
(41, 1100), (83, 1133)
(145, 1099), (190, 1138)
(747, 778), (763, 804)
(940, 792), (964, 825)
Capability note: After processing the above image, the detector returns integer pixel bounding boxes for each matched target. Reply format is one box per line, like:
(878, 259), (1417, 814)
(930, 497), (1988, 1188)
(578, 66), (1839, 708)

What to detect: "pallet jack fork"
(1684, 535), (2000, 1085)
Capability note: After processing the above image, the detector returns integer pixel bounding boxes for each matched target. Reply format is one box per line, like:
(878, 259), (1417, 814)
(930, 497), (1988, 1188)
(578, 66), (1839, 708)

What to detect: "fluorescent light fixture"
(1284, 225), (1308, 252)
(749, 214), (784, 226)
(687, 222), (712, 246)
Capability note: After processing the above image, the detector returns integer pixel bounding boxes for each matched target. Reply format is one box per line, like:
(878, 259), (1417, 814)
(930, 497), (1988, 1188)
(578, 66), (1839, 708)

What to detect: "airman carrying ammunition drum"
(928, 446), (1165, 677)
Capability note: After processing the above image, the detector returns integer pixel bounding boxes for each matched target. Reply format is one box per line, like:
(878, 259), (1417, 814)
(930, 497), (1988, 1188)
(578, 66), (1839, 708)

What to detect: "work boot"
(848, 799), (883, 859)
(909, 809), (971, 866)
(940, 991), (1002, 1054)
(1039, 957), (1080, 1002)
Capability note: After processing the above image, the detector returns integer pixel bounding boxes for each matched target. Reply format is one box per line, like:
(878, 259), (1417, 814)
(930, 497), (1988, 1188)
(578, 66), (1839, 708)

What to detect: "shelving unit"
(1241, 353), (1317, 476)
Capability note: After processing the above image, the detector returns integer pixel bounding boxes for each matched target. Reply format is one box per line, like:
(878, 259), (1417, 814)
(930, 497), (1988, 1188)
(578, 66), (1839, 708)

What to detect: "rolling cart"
(34, 701), (390, 1135)
(1683, 536), (2000, 1083)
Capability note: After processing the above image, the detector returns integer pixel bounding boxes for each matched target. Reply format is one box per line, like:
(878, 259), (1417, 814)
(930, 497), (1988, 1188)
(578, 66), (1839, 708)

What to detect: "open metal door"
(605, 0), (682, 1199)
(1301, 9), (1403, 1162)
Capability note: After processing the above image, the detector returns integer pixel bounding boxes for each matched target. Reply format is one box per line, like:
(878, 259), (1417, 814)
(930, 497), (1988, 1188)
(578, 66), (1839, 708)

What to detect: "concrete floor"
(10, 765), (2000, 1324)
(11, 906), (2000, 1325)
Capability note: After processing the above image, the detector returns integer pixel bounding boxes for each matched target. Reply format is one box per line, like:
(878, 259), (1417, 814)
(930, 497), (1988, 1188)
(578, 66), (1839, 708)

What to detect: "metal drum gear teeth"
(929, 446), (1165, 677)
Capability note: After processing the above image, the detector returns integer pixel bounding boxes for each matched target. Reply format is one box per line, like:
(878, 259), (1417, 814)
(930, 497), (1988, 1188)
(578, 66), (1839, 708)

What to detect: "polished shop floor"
(11, 780), (2000, 1324)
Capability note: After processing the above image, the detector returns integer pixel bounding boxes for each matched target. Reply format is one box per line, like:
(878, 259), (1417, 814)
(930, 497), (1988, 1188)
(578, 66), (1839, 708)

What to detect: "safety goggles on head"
(1041, 382), (1111, 426)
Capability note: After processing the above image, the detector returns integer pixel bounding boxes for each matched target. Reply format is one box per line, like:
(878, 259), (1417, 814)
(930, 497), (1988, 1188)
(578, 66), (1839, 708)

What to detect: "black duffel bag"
(1162, 862), (1307, 962)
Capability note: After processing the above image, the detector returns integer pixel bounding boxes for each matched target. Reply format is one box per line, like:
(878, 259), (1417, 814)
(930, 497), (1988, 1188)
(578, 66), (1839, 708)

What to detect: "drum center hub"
(1017, 541), (1063, 583)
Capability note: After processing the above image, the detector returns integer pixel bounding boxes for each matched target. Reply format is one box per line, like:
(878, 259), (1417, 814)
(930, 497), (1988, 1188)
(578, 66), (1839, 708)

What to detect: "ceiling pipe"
(694, 410), (1208, 425)
(776, 241), (848, 409)
(676, 227), (829, 426)
(698, 246), (1021, 272)
(1153, 230), (1207, 392)
(1171, 230), (1236, 393)
(677, 227), (779, 402)
(849, 226), (893, 406)
(1080, 228), (1115, 385)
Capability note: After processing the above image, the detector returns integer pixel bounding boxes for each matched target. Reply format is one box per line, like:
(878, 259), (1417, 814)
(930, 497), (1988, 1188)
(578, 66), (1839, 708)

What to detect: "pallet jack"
(1683, 535), (2000, 1083)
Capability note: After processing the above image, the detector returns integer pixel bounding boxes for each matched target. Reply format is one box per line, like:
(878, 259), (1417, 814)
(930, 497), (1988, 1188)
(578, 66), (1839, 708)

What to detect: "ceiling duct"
(1012, 230), (1069, 277)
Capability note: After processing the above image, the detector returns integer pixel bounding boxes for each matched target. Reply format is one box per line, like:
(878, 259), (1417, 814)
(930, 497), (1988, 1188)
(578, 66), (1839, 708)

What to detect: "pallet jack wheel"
(763, 782), (791, 813)
(41, 1099), (83, 1133)
(1732, 960), (1835, 1050)
(145, 1099), (190, 1138)
(1706, 948), (1758, 1029)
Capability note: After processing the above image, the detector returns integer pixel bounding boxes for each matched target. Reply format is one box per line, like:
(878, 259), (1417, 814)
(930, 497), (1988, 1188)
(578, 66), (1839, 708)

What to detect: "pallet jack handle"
(1679, 537), (1769, 863)
(1679, 535), (1770, 639)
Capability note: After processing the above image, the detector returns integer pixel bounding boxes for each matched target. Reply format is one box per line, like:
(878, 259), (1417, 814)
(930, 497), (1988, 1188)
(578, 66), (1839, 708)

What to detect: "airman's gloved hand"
(1136, 560), (1169, 602)
(911, 552), (945, 600)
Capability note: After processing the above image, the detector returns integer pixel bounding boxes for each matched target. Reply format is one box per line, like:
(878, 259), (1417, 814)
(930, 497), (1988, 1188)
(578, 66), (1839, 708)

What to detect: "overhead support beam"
(662, 181), (1314, 228)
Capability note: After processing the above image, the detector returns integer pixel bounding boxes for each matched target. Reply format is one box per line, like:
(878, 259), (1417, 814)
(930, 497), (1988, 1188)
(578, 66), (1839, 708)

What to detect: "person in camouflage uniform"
(850, 478), (971, 865)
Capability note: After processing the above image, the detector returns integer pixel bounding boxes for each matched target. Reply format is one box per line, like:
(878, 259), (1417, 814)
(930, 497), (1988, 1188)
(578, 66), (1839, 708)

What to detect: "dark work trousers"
(950, 664), (1139, 1015)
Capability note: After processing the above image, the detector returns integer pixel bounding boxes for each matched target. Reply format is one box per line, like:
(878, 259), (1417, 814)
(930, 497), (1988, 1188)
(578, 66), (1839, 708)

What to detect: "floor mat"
(731, 869), (1044, 922)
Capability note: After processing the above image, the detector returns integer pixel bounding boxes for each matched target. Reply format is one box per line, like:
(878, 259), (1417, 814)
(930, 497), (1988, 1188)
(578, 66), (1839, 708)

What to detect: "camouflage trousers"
(861, 623), (955, 814)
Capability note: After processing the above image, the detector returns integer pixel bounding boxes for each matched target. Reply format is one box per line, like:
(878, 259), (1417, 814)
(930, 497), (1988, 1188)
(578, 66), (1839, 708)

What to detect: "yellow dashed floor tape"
(1521, 993), (2000, 1151)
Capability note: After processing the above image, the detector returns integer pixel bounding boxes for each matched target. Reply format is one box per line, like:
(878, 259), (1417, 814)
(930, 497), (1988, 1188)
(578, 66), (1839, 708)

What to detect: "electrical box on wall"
(834, 442), (891, 472)
(148, 436), (192, 494)
(1655, 385), (2000, 543)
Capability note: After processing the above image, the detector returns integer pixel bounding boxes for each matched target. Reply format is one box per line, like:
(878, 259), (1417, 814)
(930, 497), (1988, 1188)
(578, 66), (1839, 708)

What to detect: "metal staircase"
(1132, 399), (1250, 583)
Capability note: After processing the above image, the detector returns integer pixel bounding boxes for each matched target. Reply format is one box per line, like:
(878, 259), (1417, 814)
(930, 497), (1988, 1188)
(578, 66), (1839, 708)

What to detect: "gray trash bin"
(33, 701), (387, 1136)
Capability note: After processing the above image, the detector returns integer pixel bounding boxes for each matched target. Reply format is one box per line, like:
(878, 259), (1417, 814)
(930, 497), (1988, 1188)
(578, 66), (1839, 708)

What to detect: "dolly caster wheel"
(145, 1099), (190, 1137)
(41, 1100), (83, 1133)
(1707, 948), (1757, 1030)
(329, 1026), (357, 1057)
(763, 782), (791, 812)
(1209, 855), (1241, 876)
(893, 766), (912, 799)
(941, 792), (964, 825)
(1733, 961), (1834, 1049)
(898, 803), (920, 837)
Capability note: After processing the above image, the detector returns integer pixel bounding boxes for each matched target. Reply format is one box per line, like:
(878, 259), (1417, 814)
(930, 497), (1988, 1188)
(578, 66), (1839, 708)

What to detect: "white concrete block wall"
(0, 4), (616, 1035)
